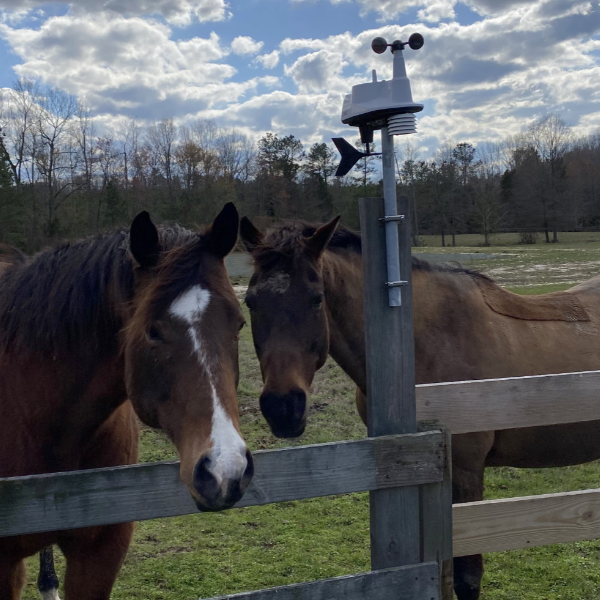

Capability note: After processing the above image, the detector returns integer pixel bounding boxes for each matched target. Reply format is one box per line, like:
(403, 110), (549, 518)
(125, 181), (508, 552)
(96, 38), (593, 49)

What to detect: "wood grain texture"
(0, 432), (443, 538)
(360, 195), (421, 570)
(453, 488), (600, 556)
(421, 426), (453, 600)
(417, 370), (600, 433)
(205, 562), (439, 600)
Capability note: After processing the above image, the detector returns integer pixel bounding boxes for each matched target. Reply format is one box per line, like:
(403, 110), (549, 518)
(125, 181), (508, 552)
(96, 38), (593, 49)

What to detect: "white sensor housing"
(341, 37), (423, 136)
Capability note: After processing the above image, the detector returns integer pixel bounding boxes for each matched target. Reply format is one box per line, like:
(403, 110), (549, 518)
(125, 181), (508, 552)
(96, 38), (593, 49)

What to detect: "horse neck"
(321, 254), (486, 390)
(321, 250), (367, 392)
(0, 248), (133, 471)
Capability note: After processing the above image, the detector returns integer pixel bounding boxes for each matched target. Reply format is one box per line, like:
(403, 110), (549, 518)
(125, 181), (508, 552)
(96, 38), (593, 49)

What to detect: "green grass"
(417, 231), (600, 248)
(19, 232), (600, 599)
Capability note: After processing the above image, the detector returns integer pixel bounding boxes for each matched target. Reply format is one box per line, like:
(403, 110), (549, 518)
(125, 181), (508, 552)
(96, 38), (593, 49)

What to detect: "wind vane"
(333, 32), (424, 306)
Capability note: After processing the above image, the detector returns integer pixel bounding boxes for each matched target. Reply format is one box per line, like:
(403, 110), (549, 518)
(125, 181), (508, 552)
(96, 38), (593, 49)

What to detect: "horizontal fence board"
(204, 562), (439, 600)
(453, 488), (600, 556)
(0, 431), (443, 538)
(417, 370), (600, 433)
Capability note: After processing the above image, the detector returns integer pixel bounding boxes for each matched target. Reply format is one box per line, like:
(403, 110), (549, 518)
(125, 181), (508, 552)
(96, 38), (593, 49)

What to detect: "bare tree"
(146, 118), (177, 198)
(215, 128), (256, 181)
(525, 113), (571, 242)
(116, 117), (141, 192)
(33, 86), (81, 236)
(74, 102), (97, 232)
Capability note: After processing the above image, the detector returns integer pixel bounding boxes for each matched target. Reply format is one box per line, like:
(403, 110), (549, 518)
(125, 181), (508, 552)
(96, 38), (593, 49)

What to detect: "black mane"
(0, 225), (200, 359)
(257, 220), (490, 281)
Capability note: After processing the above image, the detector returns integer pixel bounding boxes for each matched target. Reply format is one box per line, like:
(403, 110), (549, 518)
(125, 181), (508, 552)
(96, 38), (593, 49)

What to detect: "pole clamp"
(385, 281), (408, 288)
(379, 215), (405, 222)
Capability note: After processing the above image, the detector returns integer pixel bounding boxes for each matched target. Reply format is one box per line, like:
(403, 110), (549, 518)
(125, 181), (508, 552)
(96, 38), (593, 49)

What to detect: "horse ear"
(130, 211), (160, 268)
(205, 202), (239, 258)
(304, 215), (341, 259)
(240, 216), (264, 253)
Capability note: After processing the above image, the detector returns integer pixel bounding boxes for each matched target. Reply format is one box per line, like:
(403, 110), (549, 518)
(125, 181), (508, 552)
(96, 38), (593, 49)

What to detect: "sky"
(0, 0), (599, 156)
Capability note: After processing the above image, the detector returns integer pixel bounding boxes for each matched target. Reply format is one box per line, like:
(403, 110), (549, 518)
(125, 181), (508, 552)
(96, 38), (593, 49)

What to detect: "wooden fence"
(3, 196), (600, 599)
(1, 370), (599, 544)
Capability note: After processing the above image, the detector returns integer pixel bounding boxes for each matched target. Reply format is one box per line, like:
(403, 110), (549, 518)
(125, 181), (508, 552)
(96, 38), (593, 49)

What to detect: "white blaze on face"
(169, 284), (248, 490)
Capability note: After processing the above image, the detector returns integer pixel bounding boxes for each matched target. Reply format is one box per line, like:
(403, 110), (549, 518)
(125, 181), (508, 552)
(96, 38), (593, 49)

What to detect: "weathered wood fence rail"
(1, 371), (600, 544)
(2, 370), (600, 562)
(0, 432), (444, 537)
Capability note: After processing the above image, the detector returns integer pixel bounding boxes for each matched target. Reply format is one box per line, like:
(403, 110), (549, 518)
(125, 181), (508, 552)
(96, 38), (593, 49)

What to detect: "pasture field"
(18, 231), (600, 600)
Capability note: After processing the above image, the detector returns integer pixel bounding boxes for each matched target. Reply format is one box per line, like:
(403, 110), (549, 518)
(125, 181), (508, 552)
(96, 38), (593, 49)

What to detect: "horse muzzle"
(259, 388), (307, 438)
(191, 449), (254, 511)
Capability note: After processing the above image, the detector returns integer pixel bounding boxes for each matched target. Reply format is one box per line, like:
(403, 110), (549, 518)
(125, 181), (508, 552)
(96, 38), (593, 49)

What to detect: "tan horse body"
(241, 218), (600, 600)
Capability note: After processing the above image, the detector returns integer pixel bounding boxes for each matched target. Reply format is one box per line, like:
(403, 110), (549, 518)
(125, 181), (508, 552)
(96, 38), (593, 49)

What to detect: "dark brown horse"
(240, 216), (600, 600)
(0, 203), (253, 600)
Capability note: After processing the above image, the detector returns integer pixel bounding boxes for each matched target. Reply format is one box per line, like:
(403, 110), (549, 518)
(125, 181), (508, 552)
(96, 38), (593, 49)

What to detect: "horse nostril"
(193, 456), (219, 501)
(242, 450), (254, 488)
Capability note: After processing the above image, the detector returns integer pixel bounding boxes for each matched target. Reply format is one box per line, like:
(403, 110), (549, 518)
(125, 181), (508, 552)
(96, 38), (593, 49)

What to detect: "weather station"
(333, 32), (424, 306)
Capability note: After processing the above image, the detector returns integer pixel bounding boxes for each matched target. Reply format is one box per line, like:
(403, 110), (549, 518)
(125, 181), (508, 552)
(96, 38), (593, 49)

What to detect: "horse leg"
(0, 559), (26, 600)
(58, 403), (138, 600)
(58, 522), (134, 600)
(452, 432), (494, 600)
(354, 387), (367, 426)
(38, 547), (60, 600)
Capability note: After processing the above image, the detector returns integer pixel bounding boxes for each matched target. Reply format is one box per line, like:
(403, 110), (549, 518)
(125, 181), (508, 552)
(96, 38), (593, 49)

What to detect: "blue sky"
(1, 0), (599, 156)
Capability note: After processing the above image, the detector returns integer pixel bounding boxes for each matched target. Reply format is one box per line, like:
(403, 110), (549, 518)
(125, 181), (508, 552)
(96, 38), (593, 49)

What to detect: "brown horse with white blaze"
(0, 203), (252, 600)
(240, 216), (600, 600)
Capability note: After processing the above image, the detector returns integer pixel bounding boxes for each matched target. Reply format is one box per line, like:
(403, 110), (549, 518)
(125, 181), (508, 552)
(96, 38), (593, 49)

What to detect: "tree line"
(1, 79), (599, 251)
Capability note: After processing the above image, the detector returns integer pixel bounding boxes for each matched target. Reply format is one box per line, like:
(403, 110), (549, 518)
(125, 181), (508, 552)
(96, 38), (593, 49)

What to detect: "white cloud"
(417, 0), (455, 22)
(280, 37), (327, 55)
(284, 50), (347, 93)
(0, 15), (267, 119)
(289, 0), (589, 22)
(0, 0), (229, 26)
(231, 35), (263, 56)
(201, 90), (347, 144)
(253, 50), (280, 69)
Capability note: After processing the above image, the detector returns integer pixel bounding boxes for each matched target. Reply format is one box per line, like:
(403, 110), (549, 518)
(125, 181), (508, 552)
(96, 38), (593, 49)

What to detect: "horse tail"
(38, 546), (60, 600)
(0, 243), (26, 265)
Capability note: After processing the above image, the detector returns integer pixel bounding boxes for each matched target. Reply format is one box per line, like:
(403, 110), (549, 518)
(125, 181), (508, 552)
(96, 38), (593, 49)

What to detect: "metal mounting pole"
(381, 126), (405, 306)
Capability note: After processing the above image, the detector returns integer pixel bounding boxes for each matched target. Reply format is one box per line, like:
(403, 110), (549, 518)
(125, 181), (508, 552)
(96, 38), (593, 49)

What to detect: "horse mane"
(411, 254), (492, 282)
(255, 221), (362, 265)
(0, 225), (201, 359)
(256, 221), (491, 282)
(0, 243), (26, 265)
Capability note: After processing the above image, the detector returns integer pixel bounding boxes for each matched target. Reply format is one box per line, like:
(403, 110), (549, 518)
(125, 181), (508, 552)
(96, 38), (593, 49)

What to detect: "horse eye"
(313, 294), (324, 308)
(239, 321), (246, 332)
(147, 326), (163, 343)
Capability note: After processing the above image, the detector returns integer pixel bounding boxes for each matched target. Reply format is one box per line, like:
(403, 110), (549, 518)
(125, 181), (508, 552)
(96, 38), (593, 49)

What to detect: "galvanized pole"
(381, 127), (403, 307)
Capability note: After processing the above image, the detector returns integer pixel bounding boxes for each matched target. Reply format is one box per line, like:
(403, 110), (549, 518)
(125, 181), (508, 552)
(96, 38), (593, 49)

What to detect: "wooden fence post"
(360, 194), (453, 599)
(360, 195), (420, 568)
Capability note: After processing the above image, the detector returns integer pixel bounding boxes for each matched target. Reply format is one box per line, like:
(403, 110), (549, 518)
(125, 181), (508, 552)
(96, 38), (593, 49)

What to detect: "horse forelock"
(252, 221), (362, 270)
